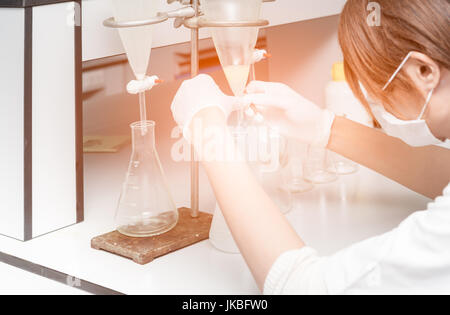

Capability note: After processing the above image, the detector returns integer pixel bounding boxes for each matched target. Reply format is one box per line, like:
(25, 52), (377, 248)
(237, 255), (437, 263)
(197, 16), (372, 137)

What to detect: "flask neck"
(130, 120), (156, 150)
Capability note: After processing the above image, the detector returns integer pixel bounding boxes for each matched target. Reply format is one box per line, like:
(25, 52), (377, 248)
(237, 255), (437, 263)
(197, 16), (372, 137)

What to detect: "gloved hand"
(171, 74), (237, 140)
(244, 81), (335, 147)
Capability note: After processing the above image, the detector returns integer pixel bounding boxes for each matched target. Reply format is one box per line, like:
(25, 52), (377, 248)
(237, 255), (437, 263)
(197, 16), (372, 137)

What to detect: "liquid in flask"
(115, 121), (178, 237)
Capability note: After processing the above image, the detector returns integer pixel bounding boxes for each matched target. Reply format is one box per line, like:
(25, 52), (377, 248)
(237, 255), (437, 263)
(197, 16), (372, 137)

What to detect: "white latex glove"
(244, 81), (335, 148)
(171, 74), (237, 140)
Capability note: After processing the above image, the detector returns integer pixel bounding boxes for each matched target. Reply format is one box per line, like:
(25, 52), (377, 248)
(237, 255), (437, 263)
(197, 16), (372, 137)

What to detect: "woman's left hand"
(171, 74), (237, 139)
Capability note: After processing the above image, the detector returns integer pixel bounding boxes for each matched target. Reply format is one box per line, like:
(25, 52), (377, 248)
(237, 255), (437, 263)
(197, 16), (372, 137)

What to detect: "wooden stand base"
(91, 208), (212, 265)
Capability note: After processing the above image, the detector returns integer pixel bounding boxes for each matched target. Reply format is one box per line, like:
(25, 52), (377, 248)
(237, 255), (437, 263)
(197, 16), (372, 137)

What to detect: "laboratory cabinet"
(82, 0), (347, 61)
(0, 0), (83, 241)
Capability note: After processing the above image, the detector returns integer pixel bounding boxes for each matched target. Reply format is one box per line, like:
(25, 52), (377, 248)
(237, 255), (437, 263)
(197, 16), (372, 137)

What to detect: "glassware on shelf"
(281, 139), (314, 194)
(259, 170), (293, 215)
(209, 203), (240, 254)
(249, 129), (293, 214)
(303, 145), (338, 184)
(115, 121), (178, 237)
(209, 125), (292, 253)
(326, 151), (359, 175)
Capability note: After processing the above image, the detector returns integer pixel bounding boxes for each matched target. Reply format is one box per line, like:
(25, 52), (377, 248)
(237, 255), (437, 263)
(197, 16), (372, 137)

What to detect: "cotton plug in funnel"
(112, 0), (159, 80)
(203, 0), (263, 97)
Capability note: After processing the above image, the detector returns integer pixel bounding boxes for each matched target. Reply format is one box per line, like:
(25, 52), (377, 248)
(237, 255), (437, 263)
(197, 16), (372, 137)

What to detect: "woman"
(170, 0), (450, 294)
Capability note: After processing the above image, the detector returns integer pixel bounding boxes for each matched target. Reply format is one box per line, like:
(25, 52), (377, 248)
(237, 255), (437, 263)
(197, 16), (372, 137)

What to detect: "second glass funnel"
(115, 121), (178, 237)
(203, 0), (263, 125)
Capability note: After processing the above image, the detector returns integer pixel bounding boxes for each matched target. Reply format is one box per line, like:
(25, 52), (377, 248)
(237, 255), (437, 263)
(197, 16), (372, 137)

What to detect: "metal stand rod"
(190, 0), (200, 218)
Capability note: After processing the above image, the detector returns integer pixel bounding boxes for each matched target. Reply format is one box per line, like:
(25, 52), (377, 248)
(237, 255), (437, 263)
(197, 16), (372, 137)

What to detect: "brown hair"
(338, 0), (450, 116)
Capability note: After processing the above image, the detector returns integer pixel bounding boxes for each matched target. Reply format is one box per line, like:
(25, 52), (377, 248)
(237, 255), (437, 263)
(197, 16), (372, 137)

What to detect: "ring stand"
(92, 208), (212, 265)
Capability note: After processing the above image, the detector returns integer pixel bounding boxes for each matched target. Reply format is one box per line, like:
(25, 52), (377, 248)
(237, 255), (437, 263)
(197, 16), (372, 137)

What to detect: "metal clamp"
(183, 16), (269, 29)
(166, 6), (196, 28)
(103, 12), (169, 29)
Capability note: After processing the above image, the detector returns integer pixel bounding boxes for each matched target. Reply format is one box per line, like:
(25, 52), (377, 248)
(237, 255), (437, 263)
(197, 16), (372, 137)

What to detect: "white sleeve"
(263, 247), (329, 295)
(264, 231), (395, 295)
(264, 184), (450, 295)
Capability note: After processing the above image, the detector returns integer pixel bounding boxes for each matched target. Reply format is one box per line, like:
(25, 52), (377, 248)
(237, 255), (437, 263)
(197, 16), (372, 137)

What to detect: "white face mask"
(372, 52), (443, 147)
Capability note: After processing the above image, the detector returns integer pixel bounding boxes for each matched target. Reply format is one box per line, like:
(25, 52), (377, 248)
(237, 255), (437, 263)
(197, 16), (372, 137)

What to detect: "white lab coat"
(264, 183), (450, 295)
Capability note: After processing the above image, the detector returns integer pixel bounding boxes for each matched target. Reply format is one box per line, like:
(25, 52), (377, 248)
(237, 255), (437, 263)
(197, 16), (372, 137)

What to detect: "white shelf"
(82, 0), (347, 61)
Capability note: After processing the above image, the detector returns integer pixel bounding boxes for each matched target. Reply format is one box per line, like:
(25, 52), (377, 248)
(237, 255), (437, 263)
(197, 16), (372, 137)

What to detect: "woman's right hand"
(244, 81), (335, 147)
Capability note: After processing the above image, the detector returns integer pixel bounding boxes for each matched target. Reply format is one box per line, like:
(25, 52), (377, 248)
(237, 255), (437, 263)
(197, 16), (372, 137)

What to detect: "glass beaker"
(249, 128), (293, 214)
(115, 121), (178, 237)
(209, 202), (240, 254)
(326, 150), (359, 175)
(281, 139), (314, 193)
(303, 145), (338, 184)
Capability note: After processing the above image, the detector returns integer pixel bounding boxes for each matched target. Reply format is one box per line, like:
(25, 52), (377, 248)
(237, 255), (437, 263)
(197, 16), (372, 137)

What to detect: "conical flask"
(112, 0), (158, 80)
(115, 121), (178, 237)
(203, 0), (263, 97)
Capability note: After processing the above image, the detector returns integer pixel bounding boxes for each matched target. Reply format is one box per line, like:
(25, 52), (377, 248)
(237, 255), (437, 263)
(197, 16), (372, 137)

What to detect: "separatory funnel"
(111, 0), (162, 127)
(203, 0), (263, 125)
(112, 0), (157, 80)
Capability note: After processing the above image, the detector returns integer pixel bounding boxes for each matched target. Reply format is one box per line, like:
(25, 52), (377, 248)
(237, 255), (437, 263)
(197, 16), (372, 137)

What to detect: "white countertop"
(0, 145), (430, 294)
(0, 262), (90, 295)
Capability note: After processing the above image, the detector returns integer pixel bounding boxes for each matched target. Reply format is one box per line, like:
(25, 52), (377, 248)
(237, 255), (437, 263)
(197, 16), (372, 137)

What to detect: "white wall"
(82, 15), (343, 213)
(82, 15), (342, 136)
(266, 15), (342, 107)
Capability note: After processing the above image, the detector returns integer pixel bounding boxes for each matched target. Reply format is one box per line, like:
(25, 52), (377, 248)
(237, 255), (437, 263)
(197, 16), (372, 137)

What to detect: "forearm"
(190, 108), (304, 290)
(328, 116), (450, 199)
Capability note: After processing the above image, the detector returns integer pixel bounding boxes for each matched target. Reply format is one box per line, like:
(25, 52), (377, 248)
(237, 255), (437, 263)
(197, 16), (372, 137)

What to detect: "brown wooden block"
(91, 208), (212, 265)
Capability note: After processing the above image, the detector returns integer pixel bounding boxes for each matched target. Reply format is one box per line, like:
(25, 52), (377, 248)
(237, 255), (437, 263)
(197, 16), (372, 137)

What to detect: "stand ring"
(103, 12), (169, 28)
(183, 17), (269, 29)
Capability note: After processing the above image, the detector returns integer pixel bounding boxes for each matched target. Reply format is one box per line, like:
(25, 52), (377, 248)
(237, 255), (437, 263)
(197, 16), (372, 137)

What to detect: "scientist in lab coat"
(170, 0), (450, 294)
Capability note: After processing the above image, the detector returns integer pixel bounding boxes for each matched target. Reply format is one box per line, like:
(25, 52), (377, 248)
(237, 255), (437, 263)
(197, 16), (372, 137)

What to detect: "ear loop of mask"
(383, 52), (413, 91)
(383, 51), (434, 120)
(417, 88), (434, 120)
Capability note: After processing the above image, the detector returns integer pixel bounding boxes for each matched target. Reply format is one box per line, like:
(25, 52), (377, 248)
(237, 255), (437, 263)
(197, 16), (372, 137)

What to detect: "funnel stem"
(190, 0), (200, 218)
(139, 91), (148, 135)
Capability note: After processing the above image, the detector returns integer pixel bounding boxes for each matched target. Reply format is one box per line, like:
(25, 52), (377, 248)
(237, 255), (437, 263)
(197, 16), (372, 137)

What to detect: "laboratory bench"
(0, 145), (430, 295)
(0, 0), (428, 295)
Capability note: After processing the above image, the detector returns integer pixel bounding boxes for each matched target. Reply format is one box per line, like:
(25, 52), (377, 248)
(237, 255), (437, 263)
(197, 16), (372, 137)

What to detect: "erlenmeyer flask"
(115, 121), (178, 237)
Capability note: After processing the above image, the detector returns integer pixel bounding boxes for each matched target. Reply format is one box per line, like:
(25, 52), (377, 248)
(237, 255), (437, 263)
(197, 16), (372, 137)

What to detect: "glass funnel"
(115, 121), (178, 237)
(112, 0), (158, 80)
(203, 0), (263, 124)
(112, 0), (159, 127)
